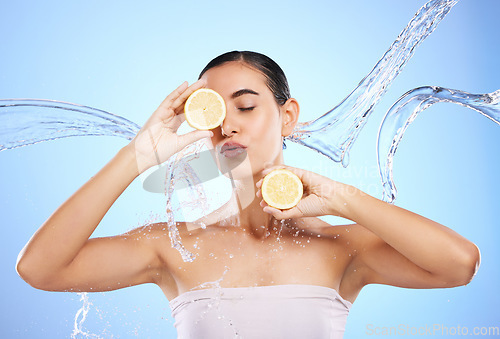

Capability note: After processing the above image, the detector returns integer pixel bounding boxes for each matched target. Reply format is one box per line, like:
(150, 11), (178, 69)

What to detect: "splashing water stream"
(1, 0), (499, 336)
(72, 293), (100, 339)
(378, 86), (500, 203)
(288, 0), (459, 166)
(0, 98), (139, 151)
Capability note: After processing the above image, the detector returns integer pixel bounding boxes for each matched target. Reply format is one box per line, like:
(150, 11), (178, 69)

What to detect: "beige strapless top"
(169, 284), (352, 338)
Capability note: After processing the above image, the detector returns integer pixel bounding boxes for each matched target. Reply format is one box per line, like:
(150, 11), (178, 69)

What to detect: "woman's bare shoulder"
(297, 217), (358, 236)
(126, 221), (196, 234)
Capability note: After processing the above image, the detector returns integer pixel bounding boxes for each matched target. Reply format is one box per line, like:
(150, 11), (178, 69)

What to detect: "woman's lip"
(221, 148), (247, 158)
(220, 142), (247, 157)
(221, 142), (247, 152)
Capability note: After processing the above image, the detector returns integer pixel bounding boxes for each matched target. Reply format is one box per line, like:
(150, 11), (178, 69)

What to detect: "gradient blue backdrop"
(1, 0), (499, 338)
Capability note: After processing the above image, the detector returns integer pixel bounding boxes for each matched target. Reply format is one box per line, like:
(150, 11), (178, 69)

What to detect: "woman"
(16, 51), (480, 338)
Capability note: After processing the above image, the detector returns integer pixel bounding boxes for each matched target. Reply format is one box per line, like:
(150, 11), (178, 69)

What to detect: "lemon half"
(261, 169), (303, 210)
(184, 88), (226, 130)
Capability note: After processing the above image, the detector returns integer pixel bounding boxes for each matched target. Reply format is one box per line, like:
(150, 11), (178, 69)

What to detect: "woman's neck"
(203, 153), (288, 238)
(228, 174), (284, 239)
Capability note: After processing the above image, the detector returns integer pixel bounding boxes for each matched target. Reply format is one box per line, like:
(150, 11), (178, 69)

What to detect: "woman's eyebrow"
(231, 89), (259, 98)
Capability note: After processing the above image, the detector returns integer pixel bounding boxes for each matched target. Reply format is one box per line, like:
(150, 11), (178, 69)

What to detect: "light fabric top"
(169, 284), (352, 339)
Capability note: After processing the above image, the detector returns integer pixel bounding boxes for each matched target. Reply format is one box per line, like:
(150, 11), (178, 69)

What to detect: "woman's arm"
(16, 80), (211, 292)
(16, 147), (151, 291)
(336, 188), (480, 287)
(256, 165), (480, 289)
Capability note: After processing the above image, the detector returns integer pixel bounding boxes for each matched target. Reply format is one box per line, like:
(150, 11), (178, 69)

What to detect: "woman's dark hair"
(199, 51), (291, 106)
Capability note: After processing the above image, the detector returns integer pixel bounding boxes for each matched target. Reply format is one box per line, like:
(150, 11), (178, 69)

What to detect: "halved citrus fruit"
(184, 88), (226, 130)
(261, 169), (303, 210)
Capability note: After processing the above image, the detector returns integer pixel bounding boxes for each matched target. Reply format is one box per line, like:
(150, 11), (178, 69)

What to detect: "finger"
(158, 81), (189, 110)
(177, 130), (214, 150)
(255, 178), (263, 188)
(171, 79), (207, 112)
(278, 165), (310, 180)
(176, 112), (187, 124)
(259, 197), (266, 207)
(263, 206), (297, 220)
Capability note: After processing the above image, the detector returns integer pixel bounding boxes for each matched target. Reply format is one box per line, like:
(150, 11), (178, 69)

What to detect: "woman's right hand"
(256, 165), (355, 220)
(127, 80), (213, 175)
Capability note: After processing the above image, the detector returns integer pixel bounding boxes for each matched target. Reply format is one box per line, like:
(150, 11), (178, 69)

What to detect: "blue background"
(1, 0), (499, 337)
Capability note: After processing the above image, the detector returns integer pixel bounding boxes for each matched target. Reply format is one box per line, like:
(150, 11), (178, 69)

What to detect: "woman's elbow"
(448, 242), (481, 287)
(16, 253), (53, 291)
(463, 242), (481, 284)
(16, 255), (37, 289)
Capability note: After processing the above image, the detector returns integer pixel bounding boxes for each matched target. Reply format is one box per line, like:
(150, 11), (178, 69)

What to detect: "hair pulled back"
(199, 51), (291, 106)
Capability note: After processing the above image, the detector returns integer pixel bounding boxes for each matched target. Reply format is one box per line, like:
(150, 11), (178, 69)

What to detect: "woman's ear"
(281, 98), (300, 137)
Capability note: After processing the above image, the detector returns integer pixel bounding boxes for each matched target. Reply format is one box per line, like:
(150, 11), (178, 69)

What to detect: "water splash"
(164, 142), (206, 262)
(288, 0), (458, 167)
(188, 266), (238, 334)
(0, 99), (139, 151)
(377, 86), (500, 203)
(72, 292), (101, 338)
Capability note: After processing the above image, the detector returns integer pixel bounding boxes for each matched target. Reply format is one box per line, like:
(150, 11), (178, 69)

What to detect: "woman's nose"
(220, 112), (238, 137)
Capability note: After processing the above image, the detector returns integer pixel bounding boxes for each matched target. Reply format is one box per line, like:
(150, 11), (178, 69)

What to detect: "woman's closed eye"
(238, 106), (255, 112)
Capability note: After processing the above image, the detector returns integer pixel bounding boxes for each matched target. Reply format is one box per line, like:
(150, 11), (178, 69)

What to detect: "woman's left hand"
(256, 165), (355, 220)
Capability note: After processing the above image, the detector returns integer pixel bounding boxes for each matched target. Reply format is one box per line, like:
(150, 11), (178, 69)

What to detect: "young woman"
(16, 51), (480, 338)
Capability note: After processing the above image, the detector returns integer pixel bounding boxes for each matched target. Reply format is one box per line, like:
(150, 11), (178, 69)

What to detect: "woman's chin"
(213, 151), (276, 182)
(214, 152), (247, 177)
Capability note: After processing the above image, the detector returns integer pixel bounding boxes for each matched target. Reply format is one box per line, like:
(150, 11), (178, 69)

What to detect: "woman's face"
(200, 61), (287, 179)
